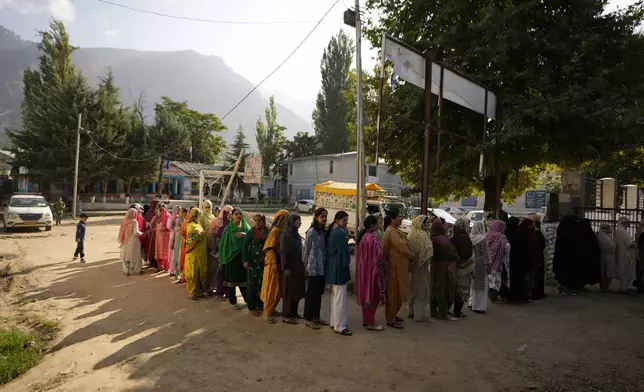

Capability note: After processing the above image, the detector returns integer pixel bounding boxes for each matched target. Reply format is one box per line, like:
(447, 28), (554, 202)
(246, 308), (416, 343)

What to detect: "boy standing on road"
(73, 214), (88, 263)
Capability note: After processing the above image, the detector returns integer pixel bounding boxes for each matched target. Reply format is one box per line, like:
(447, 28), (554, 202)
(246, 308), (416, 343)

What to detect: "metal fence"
(573, 206), (644, 237)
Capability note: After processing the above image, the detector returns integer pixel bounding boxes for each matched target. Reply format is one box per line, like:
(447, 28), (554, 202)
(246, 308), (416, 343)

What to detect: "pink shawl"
(118, 208), (138, 246)
(167, 206), (179, 231)
(355, 231), (386, 308)
(486, 220), (508, 272)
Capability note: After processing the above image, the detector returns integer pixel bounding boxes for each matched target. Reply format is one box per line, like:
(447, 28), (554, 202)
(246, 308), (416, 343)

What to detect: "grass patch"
(17, 315), (60, 341)
(0, 329), (42, 384)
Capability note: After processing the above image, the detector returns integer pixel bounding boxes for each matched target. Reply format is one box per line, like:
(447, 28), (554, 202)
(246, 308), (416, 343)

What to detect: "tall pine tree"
(312, 30), (354, 154)
(7, 20), (95, 188)
(255, 96), (286, 177)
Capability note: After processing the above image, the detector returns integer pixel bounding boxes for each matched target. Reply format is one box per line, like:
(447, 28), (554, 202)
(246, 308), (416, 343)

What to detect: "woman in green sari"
(219, 208), (251, 310)
(242, 214), (268, 316)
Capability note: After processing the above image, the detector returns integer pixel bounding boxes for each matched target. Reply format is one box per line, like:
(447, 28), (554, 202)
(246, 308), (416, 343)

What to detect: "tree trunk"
(482, 172), (508, 216)
(157, 156), (164, 197)
(101, 179), (107, 203)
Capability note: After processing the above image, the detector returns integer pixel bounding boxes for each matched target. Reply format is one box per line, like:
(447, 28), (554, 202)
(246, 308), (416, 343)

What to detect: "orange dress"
(180, 219), (188, 283)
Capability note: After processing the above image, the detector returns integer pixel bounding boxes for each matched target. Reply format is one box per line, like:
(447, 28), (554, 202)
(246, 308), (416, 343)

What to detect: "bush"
(0, 329), (43, 384)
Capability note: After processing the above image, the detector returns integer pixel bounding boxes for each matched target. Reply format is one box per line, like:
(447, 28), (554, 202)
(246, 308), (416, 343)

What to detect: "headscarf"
(216, 205), (233, 238)
(431, 219), (458, 263)
(185, 208), (204, 254)
(407, 215), (433, 268)
(518, 218), (541, 269)
(144, 200), (158, 222)
(264, 209), (291, 252)
(157, 204), (170, 229)
(118, 208), (138, 246)
(219, 208), (251, 264)
(200, 200), (215, 229)
(281, 213), (303, 255)
(452, 217), (474, 261)
(597, 222), (616, 253)
(470, 220), (487, 246)
(486, 220), (508, 271)
(505, 216), (520, 242)
(167, 205), (179, 230)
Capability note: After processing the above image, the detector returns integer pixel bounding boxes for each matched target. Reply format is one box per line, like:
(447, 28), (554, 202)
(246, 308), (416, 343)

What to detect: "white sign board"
(244, 156), (262, 184)
(383, 36), (497, 119)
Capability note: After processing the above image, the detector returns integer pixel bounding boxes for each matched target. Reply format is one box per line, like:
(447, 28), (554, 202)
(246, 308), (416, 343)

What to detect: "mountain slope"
(0, 26), (312, 149)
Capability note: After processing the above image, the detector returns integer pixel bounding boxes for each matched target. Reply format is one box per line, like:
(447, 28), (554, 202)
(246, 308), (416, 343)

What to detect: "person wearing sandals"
(303, 208), (330, 330)
(119, 208), (144, 276)
(185, 208), (209, 300)
(430, 219), (459, 321)
(326, 211), (352, 335)
(261, 210), (290, 324)
(242, 214), (268, 317)
(407, 215), (433, 322)
(451, 218), (474, 318)
(279, 214), (306, 324)
(356, 215), (387, 331)
(382, 208), (414, 330)
(219, 208), (251, 310)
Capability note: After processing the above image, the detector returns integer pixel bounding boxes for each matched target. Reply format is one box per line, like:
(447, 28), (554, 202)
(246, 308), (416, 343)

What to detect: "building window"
(368, 165), (377, 177)
(288, 184), (293, 195)
(289, 164), (293, 176)
(330, 160), (334, 174)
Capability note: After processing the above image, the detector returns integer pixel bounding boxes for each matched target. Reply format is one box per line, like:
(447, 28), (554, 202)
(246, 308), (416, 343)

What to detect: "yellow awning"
(314, 181), (384, 196)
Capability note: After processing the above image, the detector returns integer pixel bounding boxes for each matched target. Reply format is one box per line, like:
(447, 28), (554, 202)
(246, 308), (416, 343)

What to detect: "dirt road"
(1, 216), (644, 392)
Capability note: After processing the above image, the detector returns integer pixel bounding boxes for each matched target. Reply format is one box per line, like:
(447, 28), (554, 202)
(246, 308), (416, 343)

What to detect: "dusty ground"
(1, 216), (644, 392)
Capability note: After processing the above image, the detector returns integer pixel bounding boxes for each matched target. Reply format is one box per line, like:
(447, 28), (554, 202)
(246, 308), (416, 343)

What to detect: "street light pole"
(72, 114), (82, 220)
(355, 0), (366, 232)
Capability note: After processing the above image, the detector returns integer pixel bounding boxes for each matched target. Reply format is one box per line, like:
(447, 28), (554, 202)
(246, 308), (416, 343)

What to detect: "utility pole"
(344, 2), (366, 230)
(72, 114), (82, 220)
(354, 0), (366, 231)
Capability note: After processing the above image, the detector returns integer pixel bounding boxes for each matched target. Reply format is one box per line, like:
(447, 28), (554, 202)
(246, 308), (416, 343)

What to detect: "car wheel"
(45, 226), (52, 232)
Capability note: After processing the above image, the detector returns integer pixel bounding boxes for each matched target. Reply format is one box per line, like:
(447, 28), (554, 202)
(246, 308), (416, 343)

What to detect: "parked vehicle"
(444, 207), (467, 217)
(293, 199), (315, 213)
(3, 194), (54, 231)
(314, 181), (411, 237)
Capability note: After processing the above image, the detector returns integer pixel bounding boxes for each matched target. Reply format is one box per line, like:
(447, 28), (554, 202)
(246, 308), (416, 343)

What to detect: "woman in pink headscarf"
(119, 208), (143, 276)
(167, 205), (180, 276)
(155, 204), (171, 271)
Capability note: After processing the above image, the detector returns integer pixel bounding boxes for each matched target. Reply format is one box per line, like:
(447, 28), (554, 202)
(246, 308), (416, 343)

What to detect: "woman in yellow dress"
(260, 209), (290, 324)
(184, 208), (208, 300)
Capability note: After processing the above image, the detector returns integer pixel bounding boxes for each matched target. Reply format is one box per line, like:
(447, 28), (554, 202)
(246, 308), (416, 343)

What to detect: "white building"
(287, 151), (403, 201)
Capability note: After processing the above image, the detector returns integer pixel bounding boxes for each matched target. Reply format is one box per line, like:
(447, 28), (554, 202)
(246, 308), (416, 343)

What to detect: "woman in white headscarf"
(596, 222), (617, 292)
(614, 217), (637, 293)
(468, 220), (491, 313)
(407, 215), (433, 322)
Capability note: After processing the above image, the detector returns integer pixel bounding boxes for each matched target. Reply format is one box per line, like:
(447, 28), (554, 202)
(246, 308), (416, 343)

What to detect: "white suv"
(3, 194), (53, 232)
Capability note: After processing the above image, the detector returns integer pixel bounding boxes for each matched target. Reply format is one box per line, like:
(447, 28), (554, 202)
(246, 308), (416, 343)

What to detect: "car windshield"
(471, 213), (484, 221)
(10, 197), (48, 207)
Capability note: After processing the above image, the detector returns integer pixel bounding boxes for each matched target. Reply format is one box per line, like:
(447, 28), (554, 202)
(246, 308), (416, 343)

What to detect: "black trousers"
(282, 299), (301, 318)
(227, 286), (247, 305)
(304, 275), (325, 321)
(74, 241), (85, 258)
(453, 300), (464, 317)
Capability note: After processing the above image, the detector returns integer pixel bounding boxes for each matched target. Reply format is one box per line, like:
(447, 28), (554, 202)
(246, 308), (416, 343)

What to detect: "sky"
(0, 0), (638, 118)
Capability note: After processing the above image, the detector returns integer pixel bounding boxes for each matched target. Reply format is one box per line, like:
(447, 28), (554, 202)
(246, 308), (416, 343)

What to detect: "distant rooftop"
(288, 151), (386, 165)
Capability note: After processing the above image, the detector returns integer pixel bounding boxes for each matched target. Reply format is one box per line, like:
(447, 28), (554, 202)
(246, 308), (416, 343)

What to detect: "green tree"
(7, 19), (96, 190)
(149, 104), (189, 193)
(363, 0), (644, 212)
(156, 97), (226, 164)
(313, 30), (355, 154)
(255, 96), (287, 177)
(286, 132), (319, 159)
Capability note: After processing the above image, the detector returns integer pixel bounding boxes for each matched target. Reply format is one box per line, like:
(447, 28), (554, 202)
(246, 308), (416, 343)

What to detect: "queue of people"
(116, 201), (643, 338)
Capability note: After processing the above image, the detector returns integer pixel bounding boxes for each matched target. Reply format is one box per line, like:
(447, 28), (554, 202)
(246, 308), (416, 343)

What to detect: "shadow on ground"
(11, 224), (644, 392)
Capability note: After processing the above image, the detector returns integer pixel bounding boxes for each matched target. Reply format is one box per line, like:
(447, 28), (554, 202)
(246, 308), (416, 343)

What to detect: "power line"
(84, 129), (161, 161)
(220, 0), (341, 121)
(96, 0), (316, 25)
